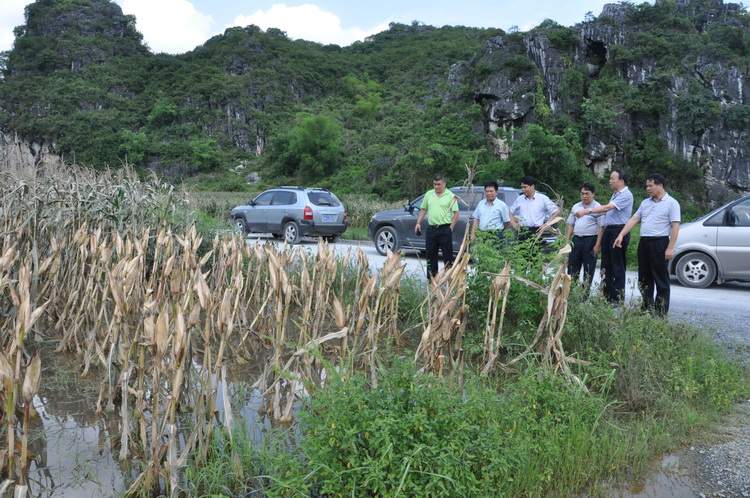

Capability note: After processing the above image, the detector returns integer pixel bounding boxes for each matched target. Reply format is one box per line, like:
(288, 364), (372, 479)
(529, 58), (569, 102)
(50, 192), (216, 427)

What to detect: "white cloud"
(117, 0), (215, 53)
(231, 4), (389, 46)
(0, 0), (28, 53)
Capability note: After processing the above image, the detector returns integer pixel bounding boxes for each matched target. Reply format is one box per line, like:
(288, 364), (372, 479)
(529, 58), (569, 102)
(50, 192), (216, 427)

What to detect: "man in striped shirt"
(614, 174), (681, 316)
(565, 182), (605, 288)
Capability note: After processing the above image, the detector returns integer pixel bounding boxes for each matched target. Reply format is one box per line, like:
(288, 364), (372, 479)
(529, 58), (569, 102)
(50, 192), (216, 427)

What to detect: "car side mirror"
(248, 199), (255, 206)
(726, 209), (739, 226)
(404, 203), (413, 213)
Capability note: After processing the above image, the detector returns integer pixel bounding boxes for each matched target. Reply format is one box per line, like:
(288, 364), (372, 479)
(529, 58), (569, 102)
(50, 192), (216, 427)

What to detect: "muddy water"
(9, 349), (271, 497)
(615, 454), (701, 497)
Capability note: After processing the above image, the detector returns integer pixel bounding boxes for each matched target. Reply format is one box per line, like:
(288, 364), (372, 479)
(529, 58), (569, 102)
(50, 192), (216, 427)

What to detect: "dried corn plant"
(477, 243), (585, 386)
(414, 246), (471, 378)
(481, 262), (512, 375)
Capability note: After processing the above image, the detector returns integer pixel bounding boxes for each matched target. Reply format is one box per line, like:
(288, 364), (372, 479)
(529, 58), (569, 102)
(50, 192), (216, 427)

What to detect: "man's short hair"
(484, 180), (499, 191)
(520, 176), (537, 186)
(613, 169), (628, 185)
(580, 182), (596, 193)
(647, 173), (666, 187)
(433, 175), (446, 183)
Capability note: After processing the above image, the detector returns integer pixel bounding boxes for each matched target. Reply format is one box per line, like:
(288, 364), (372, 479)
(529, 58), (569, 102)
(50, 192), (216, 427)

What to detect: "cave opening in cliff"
(585, 40), (607, 68)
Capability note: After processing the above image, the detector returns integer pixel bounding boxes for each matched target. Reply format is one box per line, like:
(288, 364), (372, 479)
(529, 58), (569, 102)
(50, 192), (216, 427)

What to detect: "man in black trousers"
(614, 174), (681, 315)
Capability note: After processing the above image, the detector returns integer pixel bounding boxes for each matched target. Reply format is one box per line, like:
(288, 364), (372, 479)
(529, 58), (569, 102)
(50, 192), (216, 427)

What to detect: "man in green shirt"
(415, 175), (460, 280)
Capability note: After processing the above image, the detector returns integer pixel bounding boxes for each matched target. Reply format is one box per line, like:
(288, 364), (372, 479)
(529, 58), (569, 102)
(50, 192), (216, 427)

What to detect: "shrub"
(280, 363), (607, 497)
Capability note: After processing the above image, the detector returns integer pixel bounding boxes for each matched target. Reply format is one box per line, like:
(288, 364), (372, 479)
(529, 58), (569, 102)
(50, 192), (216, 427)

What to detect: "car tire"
(374, 226), (401, 256)
(233, 218), (247, 236)
(675, 252), (716, 289)
(283, 221), (301, 244)
(323, 235), (339, 243)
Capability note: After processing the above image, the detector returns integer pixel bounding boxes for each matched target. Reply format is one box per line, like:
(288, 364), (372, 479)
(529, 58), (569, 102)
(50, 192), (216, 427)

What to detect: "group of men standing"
(415, 169), (681, 316)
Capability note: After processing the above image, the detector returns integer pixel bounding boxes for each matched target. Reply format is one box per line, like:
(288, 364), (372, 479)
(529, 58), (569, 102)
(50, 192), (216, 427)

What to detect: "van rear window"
(308, 192), (341, 207)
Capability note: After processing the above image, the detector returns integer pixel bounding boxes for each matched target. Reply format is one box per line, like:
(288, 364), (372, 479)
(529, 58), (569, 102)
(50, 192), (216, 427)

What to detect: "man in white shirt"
(614, 174), (681, 316)
(565, 182), (604, 287)
(575, 169), (634, 304)
(510, 176), (560, 243)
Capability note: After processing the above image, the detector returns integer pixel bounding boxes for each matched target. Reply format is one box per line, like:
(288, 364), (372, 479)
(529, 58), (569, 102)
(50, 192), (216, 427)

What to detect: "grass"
(341, 226), (368, 240)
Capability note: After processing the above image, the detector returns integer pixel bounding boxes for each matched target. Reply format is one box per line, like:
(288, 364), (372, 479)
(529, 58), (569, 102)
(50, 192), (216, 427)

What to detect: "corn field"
(0, 164), (576, 496)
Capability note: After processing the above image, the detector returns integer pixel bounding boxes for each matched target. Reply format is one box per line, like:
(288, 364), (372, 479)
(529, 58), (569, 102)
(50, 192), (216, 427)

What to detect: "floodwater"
(8, 349), (272, 497)
(615, 454), (701, 498)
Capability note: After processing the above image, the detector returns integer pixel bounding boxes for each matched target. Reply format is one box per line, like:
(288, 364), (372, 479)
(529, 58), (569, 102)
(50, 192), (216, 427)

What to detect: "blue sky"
(1, 0), (652, 55)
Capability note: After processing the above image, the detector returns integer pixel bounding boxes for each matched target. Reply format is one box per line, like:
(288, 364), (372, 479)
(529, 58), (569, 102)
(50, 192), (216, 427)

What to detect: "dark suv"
(368, 186), (557, 256)
(231, 187), (347, 243)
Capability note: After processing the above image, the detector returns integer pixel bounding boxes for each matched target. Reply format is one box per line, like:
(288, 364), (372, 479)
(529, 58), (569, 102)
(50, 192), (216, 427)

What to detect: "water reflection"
(12, 351), (276, 497)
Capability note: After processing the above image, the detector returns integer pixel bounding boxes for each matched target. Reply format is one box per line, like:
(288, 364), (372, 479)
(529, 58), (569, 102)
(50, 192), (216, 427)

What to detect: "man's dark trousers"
(568, 235), (597, 285)
(601, 226), (629, 303)
(426, 224), (453, 280)
(637, 236), (671, 315)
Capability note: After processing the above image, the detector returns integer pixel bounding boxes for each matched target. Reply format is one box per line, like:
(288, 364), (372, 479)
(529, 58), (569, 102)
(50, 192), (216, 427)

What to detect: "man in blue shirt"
(470, 181), (515, 240)
(575, 169), (633, 304)
(614, 174), (681, 316)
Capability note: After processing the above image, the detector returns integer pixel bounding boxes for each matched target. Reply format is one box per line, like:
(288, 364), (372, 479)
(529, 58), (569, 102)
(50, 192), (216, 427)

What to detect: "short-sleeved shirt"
(635, 192), (681, 237)
(567, 200), (604, 236)
(420, 189), (459, 226)
(509, 192), (558, 227)
(472, 199), (510, 230)
(604, 187), (634, 226)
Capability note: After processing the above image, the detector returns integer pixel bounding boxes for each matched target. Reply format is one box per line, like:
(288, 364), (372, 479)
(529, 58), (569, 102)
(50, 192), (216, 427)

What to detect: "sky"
(0, 0), (649, 55)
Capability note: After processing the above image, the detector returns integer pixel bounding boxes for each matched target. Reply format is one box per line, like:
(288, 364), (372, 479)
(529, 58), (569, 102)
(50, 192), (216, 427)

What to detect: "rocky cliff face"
(8, 0), (147, 75)
(463, 0), (750, 206)
(2, 0), (749, 204)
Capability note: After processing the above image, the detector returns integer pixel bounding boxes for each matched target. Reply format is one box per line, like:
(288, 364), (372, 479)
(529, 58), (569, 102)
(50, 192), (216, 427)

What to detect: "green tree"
(118, 130), (149, 165)
(292, 114), (342, 179)
(675, 87), (721, 136)
(503, 124), (588, 199)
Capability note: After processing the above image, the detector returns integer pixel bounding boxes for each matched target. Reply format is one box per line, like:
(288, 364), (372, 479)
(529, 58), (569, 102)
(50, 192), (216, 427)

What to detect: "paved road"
(245, 234), (750, 336)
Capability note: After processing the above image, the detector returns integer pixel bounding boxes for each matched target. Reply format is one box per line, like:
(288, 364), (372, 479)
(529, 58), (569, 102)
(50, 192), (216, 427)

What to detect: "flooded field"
(20, 351), (273, 496)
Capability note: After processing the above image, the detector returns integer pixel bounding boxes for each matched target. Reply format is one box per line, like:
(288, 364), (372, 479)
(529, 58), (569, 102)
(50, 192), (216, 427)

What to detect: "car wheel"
(675, 252), (716, 288)
(283, 221), (301, 244)
(374, 226), (400, 256)
(323, 235), (339, 243)
(233, 218), (247, 236)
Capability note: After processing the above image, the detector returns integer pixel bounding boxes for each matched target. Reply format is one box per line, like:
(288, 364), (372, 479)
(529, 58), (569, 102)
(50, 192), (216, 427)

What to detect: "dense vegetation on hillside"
(1, 0), (749, 202)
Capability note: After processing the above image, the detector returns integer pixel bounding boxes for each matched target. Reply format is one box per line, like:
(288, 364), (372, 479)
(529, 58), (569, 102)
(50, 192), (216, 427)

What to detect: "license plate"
(322, 214), (336, 222)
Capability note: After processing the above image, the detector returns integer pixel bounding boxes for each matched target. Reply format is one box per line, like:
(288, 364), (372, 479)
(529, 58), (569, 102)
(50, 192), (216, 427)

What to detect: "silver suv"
(669, 193), (750, 288)
(231, 187), (348, 243)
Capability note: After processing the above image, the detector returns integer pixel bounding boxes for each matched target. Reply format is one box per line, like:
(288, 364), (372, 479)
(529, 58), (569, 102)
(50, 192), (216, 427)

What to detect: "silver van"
(669, 193), (750, 288)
